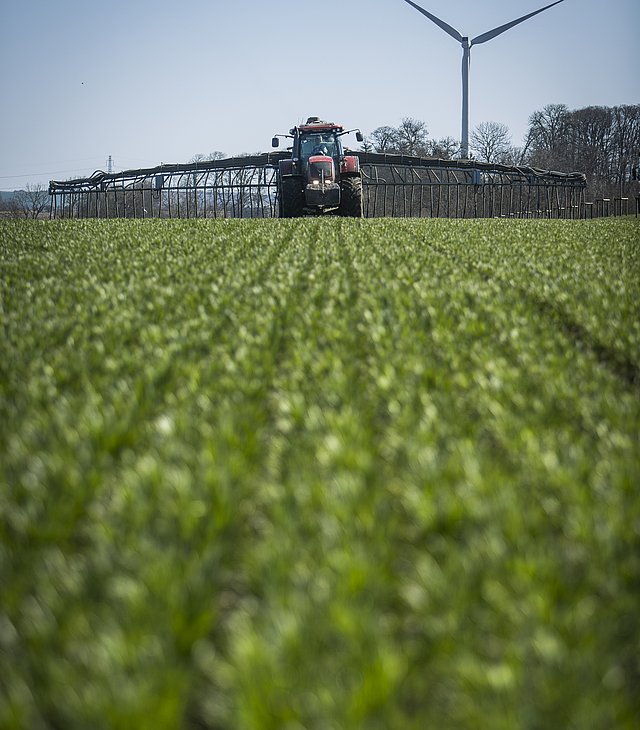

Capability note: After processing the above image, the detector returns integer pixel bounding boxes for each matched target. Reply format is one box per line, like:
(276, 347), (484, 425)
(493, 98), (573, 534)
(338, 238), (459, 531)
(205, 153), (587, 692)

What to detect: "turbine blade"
(400, 0), (463, 43)
(471, 0), (565, 45)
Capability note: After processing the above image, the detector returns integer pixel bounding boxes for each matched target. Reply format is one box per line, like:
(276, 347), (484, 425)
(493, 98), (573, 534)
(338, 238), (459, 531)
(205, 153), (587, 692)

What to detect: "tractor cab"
(295, 124), (344, 173)
(300, 135), (339, 187)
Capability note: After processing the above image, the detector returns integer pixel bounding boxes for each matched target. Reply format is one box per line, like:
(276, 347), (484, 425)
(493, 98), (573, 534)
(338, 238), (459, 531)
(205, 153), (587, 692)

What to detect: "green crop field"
(1, 217), (639, 729)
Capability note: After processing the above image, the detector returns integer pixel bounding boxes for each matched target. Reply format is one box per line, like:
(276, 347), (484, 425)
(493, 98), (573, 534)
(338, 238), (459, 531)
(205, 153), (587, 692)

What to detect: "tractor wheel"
(279, 177), (305, 218)
(339, 176), (363, 217)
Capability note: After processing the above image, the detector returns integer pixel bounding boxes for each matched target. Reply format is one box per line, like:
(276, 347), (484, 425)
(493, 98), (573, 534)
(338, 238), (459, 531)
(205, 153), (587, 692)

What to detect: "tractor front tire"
(279, 177), (305, 218)
(339, 176), (363, 217)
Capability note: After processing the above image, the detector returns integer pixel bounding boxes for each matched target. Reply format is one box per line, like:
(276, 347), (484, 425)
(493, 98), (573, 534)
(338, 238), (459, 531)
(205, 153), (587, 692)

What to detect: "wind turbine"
(400, 0), (566, 158)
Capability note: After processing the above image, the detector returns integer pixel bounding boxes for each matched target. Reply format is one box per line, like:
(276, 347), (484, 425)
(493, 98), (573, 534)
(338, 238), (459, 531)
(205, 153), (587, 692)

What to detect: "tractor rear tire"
(339, 176), (363, 217)
(279, 177), (305, 218)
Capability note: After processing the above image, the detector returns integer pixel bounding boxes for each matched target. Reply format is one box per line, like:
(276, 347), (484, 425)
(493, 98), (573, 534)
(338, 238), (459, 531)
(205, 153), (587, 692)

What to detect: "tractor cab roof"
(291, 120), (345, 136)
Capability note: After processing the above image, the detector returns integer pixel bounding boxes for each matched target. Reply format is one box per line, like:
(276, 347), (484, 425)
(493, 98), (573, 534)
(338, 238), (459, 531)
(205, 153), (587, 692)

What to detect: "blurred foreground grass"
(1, 217), (639, 729)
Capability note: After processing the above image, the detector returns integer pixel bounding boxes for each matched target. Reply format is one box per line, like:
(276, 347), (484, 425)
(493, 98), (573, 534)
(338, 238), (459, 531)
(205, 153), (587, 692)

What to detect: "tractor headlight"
(312, 180), (319, 185)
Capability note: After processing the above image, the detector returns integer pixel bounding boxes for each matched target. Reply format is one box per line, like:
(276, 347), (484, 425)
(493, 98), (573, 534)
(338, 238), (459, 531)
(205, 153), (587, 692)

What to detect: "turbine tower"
(400, 0), (566, 158)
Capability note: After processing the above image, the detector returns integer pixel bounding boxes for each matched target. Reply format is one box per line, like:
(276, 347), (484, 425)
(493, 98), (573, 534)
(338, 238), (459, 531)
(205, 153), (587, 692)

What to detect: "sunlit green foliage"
(1, 217), (639, 729)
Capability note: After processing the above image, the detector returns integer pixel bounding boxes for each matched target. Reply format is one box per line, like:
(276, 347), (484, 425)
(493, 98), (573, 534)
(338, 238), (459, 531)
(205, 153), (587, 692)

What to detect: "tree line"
(365, 103), (640, 200)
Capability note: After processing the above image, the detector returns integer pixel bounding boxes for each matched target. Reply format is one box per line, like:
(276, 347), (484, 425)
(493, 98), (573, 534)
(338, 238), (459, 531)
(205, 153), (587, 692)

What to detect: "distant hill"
(1, 189), (50, 204)
(0, 190), (45, 203)
(0, 190), (18, 203)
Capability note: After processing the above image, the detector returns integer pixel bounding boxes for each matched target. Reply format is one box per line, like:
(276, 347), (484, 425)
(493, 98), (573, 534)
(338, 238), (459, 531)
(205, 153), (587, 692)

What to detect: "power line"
(0, 167), (99, 180)
(1, 158), (165, 181)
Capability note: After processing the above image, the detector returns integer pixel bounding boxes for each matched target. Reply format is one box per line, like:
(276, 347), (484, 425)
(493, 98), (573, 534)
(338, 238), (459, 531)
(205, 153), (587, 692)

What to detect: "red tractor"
(272, 117), (364, 217)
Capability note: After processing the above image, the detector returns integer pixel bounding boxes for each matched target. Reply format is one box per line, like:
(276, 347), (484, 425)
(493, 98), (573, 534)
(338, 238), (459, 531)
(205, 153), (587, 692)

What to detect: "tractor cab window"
(299, 133), (340, 162)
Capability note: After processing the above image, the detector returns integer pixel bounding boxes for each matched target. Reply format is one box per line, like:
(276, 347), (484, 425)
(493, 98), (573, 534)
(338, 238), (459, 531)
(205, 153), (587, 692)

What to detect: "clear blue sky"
(1, 0), (638, 188)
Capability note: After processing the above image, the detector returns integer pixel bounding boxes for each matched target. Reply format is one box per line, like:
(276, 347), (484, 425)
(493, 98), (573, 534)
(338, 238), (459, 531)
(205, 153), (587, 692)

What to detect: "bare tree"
(470, 121), (512, 164)
(568, 106), (614, 183)
(501, 145), (526, 166)
(370, 118), (431, 157)
(611, 105), (640, 194)
(395, 117), (430, 157)
(11, 184), (50, 219)
(370, 126), (399, 153)
(522, 103), (570, 169)
(427, 136), (459, 160)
